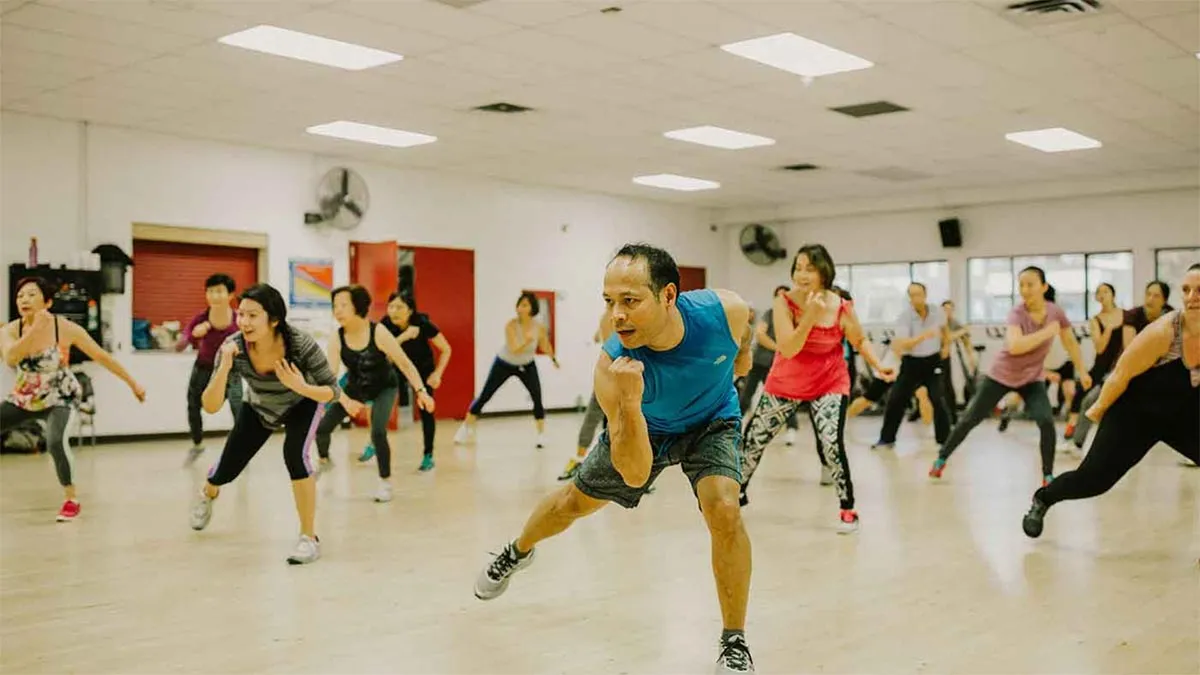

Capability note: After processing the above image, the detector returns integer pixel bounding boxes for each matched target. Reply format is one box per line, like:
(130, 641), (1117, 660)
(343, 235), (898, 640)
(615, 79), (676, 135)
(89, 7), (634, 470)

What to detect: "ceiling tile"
(338, 0), (521, 41)
(37, 0), (251, 39)
(275, 9), (454, 57)
(868, 1), (1033, 48)
(537, 11), (706, 59)
(1, 24), (160, 66)
(1140, 13), (1200, 53)
(2, 3), (202, 52)
(1049, 21), (1187, 64)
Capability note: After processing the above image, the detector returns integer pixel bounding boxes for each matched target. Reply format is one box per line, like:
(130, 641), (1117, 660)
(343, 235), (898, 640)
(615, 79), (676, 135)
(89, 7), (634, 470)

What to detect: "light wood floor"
(1, 413), (1196, 674)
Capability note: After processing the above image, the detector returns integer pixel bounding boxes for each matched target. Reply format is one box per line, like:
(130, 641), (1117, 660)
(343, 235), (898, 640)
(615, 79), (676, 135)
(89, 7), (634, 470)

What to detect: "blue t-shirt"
(602, 289), (741, 437)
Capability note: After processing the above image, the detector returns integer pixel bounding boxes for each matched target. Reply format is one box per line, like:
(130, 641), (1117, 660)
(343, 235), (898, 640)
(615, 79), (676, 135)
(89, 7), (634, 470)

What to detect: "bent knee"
(560, 484), (605, 517)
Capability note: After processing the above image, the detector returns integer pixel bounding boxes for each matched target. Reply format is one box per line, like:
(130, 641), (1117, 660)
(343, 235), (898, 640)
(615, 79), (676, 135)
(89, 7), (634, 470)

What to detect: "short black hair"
(387, 290), (415, 311)
(205, 274), (236, 292)
(792, 244), (836, 289)
(1190, 263), (1200, 273)
(331, 284), (372, 317)
(908, 281), (927, 293)
(517, 291), (541, 317)
(773, 285), (790, 296)
(13, 276), (56, 303)
(1096, 282), (1116, 297)
(611, 242), (680, 296)
(941, 299), (954, 307)
(1146, 279), (1170, 302)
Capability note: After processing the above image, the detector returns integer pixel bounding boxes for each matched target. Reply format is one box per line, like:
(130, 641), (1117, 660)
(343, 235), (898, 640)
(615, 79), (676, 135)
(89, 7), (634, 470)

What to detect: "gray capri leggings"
(577, 393), (605, 449)
(1, 402), (74, 486)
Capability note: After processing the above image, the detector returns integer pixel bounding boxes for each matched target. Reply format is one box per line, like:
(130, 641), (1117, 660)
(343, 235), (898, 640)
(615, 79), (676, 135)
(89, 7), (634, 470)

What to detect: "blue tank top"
(602, 289), (741, 436)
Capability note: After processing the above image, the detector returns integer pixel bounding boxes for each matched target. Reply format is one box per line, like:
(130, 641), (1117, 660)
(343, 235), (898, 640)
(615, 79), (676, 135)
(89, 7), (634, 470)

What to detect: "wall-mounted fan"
(739, 223), (787, 266)
(307, 167), (369, 231)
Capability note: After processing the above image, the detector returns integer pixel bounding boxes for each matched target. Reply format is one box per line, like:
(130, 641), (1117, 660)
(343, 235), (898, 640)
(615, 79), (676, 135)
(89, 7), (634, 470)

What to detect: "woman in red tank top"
(740, 244), (893, 534)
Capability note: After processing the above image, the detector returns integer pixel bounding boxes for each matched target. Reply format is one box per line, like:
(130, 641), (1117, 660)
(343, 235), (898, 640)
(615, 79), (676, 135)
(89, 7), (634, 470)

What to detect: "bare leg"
(292, 476), (316, 538)
(515, 483), (607, 553)
(916, 387), (932, 425)
(697, 475), (751, 631)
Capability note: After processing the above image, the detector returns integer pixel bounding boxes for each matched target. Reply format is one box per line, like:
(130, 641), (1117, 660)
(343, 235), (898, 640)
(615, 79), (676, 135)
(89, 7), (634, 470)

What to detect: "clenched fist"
(217, 340), (239, 372)
(609, 356), (645, 403)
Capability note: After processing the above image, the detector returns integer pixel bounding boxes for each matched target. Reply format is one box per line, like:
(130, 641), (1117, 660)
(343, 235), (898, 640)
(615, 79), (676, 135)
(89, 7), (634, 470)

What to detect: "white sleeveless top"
(498, 321), (538, 366)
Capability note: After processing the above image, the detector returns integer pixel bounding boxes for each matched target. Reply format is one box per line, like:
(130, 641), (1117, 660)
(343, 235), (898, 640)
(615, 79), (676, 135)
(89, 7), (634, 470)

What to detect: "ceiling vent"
(1006, 0), (1101, 15)
(474, 102), (532, 113)
(780, 163), (819, 172)
(830, 101), (909, 118)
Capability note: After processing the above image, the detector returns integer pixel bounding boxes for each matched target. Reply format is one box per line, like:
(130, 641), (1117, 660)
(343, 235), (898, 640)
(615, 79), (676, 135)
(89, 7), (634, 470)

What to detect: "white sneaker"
(474, 540), (536, 600)
(819, 465), (833, 486)
(373, 481), (393, 503)
(190, 491), (213, 531)
(783, 429), (796, 446)
(535, 433), (545, 449)
(454, 424), (473, 445)
(287, 534), (320, 565)
(837, 509), (860, 535)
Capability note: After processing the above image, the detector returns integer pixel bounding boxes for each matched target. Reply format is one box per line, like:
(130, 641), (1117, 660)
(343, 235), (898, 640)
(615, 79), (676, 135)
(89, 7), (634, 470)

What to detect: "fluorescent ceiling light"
(663, 125), (776, 150)
(632, 174), (720, 192)
(1005, 127), (1101, 153)
(307, 121), (437, 148)
(720, 32), (873, 78)
(218, 25), (403, 71)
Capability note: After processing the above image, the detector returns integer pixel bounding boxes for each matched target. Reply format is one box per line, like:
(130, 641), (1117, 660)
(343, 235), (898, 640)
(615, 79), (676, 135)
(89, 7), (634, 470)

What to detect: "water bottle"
(87, 300), (99, 333)
(28, 237), (38, 266)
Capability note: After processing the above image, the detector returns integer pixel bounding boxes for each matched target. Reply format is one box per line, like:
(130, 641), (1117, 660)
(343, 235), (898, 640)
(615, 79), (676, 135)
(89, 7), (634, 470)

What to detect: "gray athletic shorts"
(573, 418), (742, 509)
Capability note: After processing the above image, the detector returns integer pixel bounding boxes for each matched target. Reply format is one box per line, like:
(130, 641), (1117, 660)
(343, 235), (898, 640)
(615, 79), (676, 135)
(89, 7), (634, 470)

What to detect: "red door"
(348, 241), (398, 321)
(679, 266), (707, 292)
(411, 246), (475, 420)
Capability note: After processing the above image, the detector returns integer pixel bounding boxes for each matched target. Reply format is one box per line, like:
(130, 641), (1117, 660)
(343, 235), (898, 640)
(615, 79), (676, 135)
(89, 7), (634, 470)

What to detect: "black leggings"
(939, 376), (1057, 476)
(315, 387), (398, 478)
(207, 399), (320, 486)
(1038, 405), (1199, 507)
(186, 363), (244, 446)
(877, 354), (953, 445)
(469, 357), (544, 419)
(1, 402), (73, 486)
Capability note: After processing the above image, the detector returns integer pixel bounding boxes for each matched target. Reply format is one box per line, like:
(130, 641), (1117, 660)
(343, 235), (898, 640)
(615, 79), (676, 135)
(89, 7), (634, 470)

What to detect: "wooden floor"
(1, 412), (1196, 674)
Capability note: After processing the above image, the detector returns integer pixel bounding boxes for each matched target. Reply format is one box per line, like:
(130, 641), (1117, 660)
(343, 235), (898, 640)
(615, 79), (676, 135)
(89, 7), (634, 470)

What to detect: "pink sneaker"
(56, 500), (80, 522)
(837, 509), (860, 534)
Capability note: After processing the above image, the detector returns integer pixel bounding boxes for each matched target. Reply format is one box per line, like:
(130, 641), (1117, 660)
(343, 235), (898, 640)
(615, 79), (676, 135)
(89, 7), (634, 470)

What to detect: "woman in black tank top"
(1065, 283), (1126, 437)
(1023, 266), (1200, 539)
(313, 285), (434, 503)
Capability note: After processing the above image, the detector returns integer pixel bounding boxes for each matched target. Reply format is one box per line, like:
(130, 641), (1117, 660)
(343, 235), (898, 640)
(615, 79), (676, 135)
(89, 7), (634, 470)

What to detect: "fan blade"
(340, 169), (349, 195)
(344, 199), (363, 218)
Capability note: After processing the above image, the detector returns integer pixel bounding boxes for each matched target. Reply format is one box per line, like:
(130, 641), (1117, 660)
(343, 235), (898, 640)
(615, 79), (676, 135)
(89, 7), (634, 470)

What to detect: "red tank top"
(763, 294), (851, 401)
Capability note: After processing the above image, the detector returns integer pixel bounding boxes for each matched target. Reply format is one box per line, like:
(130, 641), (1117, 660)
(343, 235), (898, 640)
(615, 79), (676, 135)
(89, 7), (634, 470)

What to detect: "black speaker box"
(938, 218), (962, 248)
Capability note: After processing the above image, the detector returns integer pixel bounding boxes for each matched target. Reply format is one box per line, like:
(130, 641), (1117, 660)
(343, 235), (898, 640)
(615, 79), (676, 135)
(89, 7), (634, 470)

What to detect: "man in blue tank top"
(473, 244), (757, 674)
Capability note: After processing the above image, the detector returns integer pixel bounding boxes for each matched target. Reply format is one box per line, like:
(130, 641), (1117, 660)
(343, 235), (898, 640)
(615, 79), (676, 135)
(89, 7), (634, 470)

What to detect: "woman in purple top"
(930, 267), (1090, 486)
(176, 274), (244, 465)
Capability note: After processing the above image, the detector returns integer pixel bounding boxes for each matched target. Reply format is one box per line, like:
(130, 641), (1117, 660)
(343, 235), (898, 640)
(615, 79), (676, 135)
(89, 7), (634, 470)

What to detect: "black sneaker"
(1022, 495), (1049, 538)
(714, 634), (755, 674)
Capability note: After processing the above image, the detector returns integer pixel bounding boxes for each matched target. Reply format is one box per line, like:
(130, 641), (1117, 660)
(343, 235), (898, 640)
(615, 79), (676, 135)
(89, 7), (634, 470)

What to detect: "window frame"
(966, 249), (1133, 323)
(837, 259), (950, 325)
(1154, 246), (1200, 282)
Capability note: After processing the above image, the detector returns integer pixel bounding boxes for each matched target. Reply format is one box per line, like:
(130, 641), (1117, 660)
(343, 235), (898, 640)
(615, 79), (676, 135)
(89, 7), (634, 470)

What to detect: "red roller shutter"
(132, 240), (259, 326)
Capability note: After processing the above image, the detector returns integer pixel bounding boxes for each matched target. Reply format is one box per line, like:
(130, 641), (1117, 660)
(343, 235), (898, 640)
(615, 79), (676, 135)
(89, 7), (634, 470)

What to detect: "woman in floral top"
(0, 277), (145, 522)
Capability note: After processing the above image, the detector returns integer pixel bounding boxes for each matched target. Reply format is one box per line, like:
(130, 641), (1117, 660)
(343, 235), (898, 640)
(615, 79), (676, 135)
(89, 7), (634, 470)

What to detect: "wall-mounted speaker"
(938, 218), (962, 248)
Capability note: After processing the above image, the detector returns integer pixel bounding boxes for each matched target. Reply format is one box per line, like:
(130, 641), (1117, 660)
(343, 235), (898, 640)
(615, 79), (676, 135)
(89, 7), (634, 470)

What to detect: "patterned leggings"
(741, 392), (854, 510)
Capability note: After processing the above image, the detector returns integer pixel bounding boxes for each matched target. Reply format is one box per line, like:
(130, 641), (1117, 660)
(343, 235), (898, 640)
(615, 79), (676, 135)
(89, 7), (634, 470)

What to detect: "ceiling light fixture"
(663, 125), (775, 150)
(306, 121), (437, 148)
(218, 25), (403, 70)
(1004, 127), (1101, 153)
(720, 32), (873, 78)
(632, 174), (720, 191)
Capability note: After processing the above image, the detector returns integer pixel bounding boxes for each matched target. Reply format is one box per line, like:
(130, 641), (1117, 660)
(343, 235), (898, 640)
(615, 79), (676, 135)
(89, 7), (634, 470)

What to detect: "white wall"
(1, 111), (724, 437)
(723, 189), (1200, 375)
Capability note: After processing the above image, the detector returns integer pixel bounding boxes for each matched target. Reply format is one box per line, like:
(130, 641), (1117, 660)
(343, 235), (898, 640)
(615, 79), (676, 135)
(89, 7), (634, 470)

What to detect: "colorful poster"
(289, 258), (334, 309)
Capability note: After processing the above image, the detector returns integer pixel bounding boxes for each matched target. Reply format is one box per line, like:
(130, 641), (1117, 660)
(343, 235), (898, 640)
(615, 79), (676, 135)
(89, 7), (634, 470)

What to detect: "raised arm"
(1059, 325), (1091, 388)
(428, 333), (452, 388)
(325, 332), (342, 381)
(2, 314), (51, 367)
(754, 319), (776, 351)
(1088, 314), (1175, 419)
(375, 324), (431, 400)
(505, 320), (531, 355)
(774, 293), (816, 359)
(1005, 321), (1059, 355)
(842, 303), (893, 377)
(594, 351), (652, 487)
(536, 323), (559, 367)
(714, 289), (752, 379)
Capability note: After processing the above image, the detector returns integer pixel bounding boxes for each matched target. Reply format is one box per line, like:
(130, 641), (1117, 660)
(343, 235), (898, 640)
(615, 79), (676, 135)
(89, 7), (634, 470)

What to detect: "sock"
(512, 539), (531, 558)
(721, 629), (745, 643)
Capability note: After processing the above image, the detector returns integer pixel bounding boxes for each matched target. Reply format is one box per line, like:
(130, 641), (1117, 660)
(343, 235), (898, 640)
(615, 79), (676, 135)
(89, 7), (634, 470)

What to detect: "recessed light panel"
(632, 174), (720, 191)
(720, 32), (873, 78)
(1005, 127), (1101, 153)
(218, 25), (403, 71)
(307, 121), (437, 148)
(663, 125), (776, 150)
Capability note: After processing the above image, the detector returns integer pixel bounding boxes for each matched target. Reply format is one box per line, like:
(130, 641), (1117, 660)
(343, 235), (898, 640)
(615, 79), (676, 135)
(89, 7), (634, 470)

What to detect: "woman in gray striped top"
(188, 283), (341, 565)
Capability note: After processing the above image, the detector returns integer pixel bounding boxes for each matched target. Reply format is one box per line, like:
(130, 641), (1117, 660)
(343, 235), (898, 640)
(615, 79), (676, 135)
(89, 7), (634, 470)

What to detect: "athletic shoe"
(190, 491), (213, 531)
(557, 457), (582, 481)
(373, 481), (393, 503)
(783, 429), (796, 446)
(929, 458), (946, 479)
(998, 416), (1011, 433)
(535, 433), (545, 449)
(1042, 474), (1053, 487)
(714, 634), (755, 674)
(474, 540), (536, 600)
(184, 444), (205, 467)
(56, 500), (80, 522)
(870, 442), (895, 451)
(357, 445), (375, 462)
(287, 534), (320, 565)
(453, 424), (473, 445)
(819, 465), (833, 486)
(837, 509), (860, 534)
(1063, 423), (1076, 440)
(1023, 496), (1048, 538)
(419, 455), (435, 472)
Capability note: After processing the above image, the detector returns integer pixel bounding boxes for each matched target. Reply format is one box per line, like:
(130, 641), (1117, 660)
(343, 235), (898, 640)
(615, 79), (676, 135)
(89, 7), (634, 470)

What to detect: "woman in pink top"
(740, 244), (893, 534)
(931, 266), (1090, 485)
